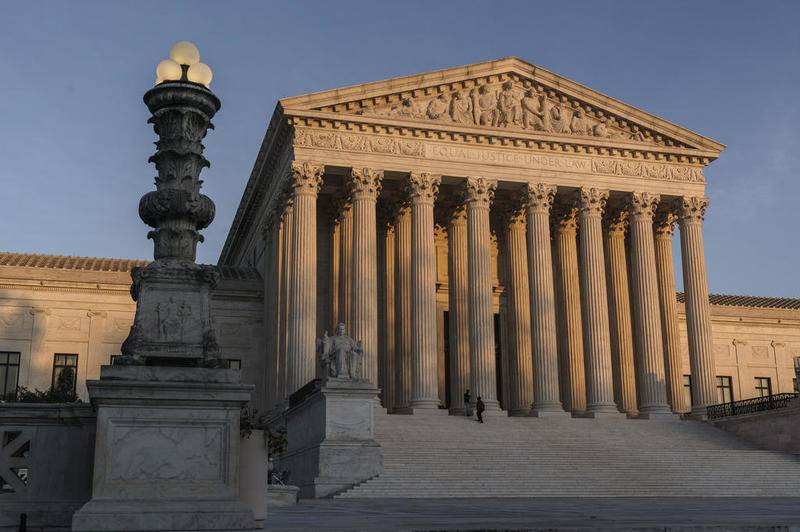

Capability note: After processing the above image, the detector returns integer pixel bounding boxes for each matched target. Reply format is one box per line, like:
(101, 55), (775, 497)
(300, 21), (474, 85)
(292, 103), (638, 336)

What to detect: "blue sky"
(1, 1), (798, 297)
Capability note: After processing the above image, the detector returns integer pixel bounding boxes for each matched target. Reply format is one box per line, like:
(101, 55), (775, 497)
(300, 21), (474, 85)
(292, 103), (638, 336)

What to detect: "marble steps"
(337, 414), (800, 498)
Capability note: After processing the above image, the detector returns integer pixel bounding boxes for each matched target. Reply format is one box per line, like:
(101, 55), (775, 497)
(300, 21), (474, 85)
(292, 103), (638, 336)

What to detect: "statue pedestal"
(281, 378), (382, 498)
(71, 365), (257, 531)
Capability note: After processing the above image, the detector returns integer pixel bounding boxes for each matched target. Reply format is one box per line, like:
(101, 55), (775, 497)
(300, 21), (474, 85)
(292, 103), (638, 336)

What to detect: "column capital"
(464, 176), (497, 207)
(605, 206), (629, 237)
(679, 196), (710, 223)
(552, 202), (579, 234)
(289, 160), (324, 196)
(407, 172), (441, 205)
(654, 209), (679, 238)
(499, 204), (527, 228)
(628, 192), (660, 220)
(522, 183), (557, 214)
(577, 187), (609, 217)
(347, 167), (384, 200)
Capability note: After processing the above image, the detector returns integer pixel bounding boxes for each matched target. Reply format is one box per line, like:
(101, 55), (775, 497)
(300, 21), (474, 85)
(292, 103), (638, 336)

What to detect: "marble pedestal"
(281, 378), (383, 498)
(71, 365), (257, 532)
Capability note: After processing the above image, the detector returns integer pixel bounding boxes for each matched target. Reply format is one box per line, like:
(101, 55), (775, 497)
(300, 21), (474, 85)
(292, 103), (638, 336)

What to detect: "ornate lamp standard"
(120, 41), (223, 367)
(72, 42), (258, 532)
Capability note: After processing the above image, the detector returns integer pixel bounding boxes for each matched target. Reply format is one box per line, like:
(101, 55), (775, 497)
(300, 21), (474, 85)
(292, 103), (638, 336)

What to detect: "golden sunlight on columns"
(679, 196), (718, 418)
(604, 206), (638, 415)
(348, 167), (383, 387)
(577, 188), (619, 416)
(286, 162), (324, 394)
(523, 183), (566, 416)
(628, 192), (672, 417)
(394, 204), (413, 410)
(446, 202), (471, 415)
(502, 204), (534, 416)
(337, 201), (353, 328)
(277, 197), (293, 401)
(465, 177), (499, 411)
(552, 202), (586, 413)
(654, 208), (686, 413)
(409, 172), (442, 410)
(380, 220), (397, 410)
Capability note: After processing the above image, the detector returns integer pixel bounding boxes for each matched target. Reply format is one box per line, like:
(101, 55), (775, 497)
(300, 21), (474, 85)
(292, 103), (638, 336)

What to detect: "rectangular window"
(682, 374), (693, 411)
(51, 354), (78, 392)
(754, 377), (772, 398)
(0, 352), (21, 401)
(794, 378), (798, 393)
(227, 359), (241, 370)
(716, 376), (734, 404)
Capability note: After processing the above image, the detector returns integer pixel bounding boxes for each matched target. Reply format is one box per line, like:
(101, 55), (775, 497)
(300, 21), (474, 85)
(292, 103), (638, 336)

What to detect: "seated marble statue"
(317, 323), (364, 381)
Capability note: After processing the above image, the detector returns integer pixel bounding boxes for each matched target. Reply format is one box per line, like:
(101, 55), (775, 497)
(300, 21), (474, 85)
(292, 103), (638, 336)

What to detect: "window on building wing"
(0, 352), (21, 401)
(52, 354), (78, 392)
(754, 377), (772, 398)
(682, 374), (692, 411)
(716, 376), (734, 404)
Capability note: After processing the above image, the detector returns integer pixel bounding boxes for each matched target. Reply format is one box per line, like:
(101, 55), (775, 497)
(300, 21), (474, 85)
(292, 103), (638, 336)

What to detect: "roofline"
(279, 56), (725, 153)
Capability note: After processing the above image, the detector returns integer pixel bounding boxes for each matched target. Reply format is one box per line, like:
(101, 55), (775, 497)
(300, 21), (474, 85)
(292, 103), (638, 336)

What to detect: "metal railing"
(706, 393), (798, 420)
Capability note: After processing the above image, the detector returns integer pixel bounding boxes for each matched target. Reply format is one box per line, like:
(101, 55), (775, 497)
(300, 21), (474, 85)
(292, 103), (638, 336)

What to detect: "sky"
(0, 1), (798, 297)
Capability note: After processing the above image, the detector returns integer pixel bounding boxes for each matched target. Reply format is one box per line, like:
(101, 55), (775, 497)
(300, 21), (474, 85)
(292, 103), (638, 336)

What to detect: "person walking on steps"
(476, 396), (485, 423)
(464, 389), (472, 417)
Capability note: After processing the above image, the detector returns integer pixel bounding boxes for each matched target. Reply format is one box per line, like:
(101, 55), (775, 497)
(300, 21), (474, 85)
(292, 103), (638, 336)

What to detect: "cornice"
(287, 110), (717, 165)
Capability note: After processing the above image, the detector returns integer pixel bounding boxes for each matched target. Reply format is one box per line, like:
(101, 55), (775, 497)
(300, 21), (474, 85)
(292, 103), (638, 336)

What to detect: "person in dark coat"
(463, 389), (472, 417)
(476, 396), (485, 423)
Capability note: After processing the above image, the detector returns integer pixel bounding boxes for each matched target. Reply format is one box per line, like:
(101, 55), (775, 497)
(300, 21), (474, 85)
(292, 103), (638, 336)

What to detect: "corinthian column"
(407, 172), (442, 410)
(377, 208), (397, 410)
(347, 167), (383, 386)
(277, 197), (293, 401)
(465, 177), (499, 411)
(523, 184), (566, 415)
(604, 207), (637, 415)
(446, 202), (470, 415)
(552, 203), (586, 413)
(679, 196), (717, 418)
(577, 188), (619, 415)
(628, 192), (672, 416)
(654, 208), (686, 413)
(394, 204), (412, 410)
(502, 204), (534, 415)
(337, 200), (353, 328)
(286, 162), (324, 394)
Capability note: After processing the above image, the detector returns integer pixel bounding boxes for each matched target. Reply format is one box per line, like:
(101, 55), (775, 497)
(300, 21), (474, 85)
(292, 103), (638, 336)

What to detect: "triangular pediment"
(280, 57), (724, 154)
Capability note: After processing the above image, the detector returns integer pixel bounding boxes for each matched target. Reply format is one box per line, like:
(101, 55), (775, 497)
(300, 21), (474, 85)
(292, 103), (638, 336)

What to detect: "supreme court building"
(2, 58), (800, 419)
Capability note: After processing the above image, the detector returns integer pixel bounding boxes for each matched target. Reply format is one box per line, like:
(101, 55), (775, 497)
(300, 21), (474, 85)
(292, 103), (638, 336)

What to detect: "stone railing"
(0, 403), (96, 530)
(706, 393), (798, 420)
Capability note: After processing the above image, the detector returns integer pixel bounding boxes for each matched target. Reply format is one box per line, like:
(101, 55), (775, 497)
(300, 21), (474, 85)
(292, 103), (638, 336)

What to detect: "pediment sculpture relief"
(354, 78), (676, 147)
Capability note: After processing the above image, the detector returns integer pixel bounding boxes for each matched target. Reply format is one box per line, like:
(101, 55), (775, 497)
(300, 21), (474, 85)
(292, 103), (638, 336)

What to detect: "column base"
(507, 407), (533, 417)
(689, 406), (710, 420)
(634, 411), (680, 420)
(409, 398), (443, 411)
(578, 404), (626, 419)
(389, 406), (414, 415)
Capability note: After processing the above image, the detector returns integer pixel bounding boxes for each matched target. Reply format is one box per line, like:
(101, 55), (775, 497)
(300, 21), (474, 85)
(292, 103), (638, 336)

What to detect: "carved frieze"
(294, 128), (705, 183)
(343, 76), (686, 148)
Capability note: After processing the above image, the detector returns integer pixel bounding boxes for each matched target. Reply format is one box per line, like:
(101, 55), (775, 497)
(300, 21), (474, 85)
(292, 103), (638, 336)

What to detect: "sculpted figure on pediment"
(426, 93), (449, 120)
(591, 116), (611, 138)
(473, 84), (498, 126)
(496, 81), (521, 127)
(390, 97), (424, 120)
(449, 91), (473, 124)
(521, 89), (547, 131)
(568, 108), (587, 136)
(548, 100), (567, 134)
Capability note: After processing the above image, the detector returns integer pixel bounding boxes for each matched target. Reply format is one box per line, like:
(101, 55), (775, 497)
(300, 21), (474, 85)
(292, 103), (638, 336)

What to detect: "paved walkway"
(266, 497), (800, 531)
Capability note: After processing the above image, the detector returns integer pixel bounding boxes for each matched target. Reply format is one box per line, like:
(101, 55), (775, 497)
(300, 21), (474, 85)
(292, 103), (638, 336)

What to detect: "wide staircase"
(337, 411), (800, 498)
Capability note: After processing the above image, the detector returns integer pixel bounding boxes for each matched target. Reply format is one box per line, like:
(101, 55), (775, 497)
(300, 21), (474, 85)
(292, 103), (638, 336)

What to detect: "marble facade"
(214, 57), (798, 419)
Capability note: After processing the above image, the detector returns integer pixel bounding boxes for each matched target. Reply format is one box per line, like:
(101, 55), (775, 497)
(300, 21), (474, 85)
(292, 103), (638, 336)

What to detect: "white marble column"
(348, 167), (383, 387)
(654, 208), (686, 413)
(408, 172), (442, 410)
(286, 162), (324, 395)
(337, 201), (353, 327)
(604, 207), (637, 415)
(524, 183), (566, 415)
(394, 204), (412, 410)
(277, 197), (293, 401)
(262, 213), (281, 408)
(465, 177), (499, 410)
(577, 188), (618, 415)
(502, 205), (534, 415)
(628, 192), (672, 416)
(679, 196), (718, 417)
(552, 203), (586, 413)
(446, 202), (470, 415)
(381, 221), (397, 410)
